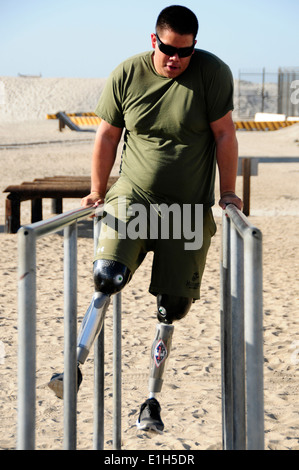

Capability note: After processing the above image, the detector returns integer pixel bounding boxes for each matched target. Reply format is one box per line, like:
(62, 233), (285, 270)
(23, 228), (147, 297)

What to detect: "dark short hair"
(156, 5), (199, 39)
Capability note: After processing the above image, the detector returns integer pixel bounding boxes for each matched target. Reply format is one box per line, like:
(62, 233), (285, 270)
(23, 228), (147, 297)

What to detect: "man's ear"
(191, 39), (197, 55)
(151, 33), (157, 49)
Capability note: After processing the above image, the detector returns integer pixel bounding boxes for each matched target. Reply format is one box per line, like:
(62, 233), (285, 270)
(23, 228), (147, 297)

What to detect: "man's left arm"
(210, 111), (243, 210)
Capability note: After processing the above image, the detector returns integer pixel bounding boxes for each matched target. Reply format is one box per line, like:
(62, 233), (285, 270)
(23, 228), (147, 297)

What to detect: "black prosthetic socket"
(76, 260), (131, 365)
(93, 259), (131, 295)
(157, 294), (192, 324)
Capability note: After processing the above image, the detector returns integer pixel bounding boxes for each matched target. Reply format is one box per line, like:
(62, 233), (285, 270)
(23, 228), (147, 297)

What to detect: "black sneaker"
(48, 366), (82, 399)
(136, 398), (164, 433)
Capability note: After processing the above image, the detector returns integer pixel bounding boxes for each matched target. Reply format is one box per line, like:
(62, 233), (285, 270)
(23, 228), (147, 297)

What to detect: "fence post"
(63, 222), (78, 449)
(244, 227), (264, 450)
(230, 222), (246, 449)
(92, 214), (123, 451)
(93, 215), (105, 450)
(17, 227), (37, 450)
(113, 293), (122, 450)
(93, 327), (105, 449)
(221, 205), (264, 450)
(17, 206), (102, 450)
(220, 213), (233, 450)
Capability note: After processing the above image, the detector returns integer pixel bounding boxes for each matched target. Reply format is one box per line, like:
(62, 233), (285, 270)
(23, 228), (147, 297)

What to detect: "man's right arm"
(81, 119), (123, 207)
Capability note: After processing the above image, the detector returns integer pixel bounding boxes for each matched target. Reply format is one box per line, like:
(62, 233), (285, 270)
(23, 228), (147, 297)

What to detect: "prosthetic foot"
(136, 398), (164, 434)
(48, 366), (82, 400)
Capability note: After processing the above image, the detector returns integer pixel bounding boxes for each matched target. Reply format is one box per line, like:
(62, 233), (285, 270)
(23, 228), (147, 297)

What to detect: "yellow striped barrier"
(46, 112), (97, 119)
(47, 113), (297, 132)
(46, 112), (101, 131)
(70, 116), (101, 126)
(235, 120), (298, 131)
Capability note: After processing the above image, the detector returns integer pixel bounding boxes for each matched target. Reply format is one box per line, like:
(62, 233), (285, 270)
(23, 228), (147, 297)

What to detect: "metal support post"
(221, 205), (264, 450)
(220, 213), (233, 450)
(113, 293), (122, 450)
(93, 215), (105, 450)
(17, 227), (37, 450)
(63, 222), (78, 450)
(230, 222), (246, 449)
(244, 228), (264, 450)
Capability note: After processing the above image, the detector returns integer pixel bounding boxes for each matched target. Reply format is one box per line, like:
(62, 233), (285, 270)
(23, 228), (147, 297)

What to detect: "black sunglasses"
(155, 32), (195, 58)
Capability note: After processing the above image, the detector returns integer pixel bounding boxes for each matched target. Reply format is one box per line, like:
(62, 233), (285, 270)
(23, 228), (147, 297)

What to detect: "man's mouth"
(166, 64), (179, 70)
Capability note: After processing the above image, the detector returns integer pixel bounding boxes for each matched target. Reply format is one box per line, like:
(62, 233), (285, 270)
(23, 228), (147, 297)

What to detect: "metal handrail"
(17, 205), (104, 449)
(20, 205), (102, 239)
(221, 204), (264, 450)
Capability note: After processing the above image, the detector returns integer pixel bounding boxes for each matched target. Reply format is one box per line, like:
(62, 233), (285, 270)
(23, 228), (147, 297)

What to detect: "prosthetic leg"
(48, 260), (131, 399)
(148, 322), (174, 394)
(76, 259), (131, 365)
(76, 292), (110, 365)
(148, 295), (192, 395)
(137, 294), (192, 433)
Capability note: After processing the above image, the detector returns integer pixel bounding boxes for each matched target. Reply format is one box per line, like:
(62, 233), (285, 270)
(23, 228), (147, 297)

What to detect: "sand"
(0, 77), (298, 451)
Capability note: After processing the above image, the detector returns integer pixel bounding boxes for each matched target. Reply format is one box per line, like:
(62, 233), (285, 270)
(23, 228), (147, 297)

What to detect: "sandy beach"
(0, 77), (298, 450)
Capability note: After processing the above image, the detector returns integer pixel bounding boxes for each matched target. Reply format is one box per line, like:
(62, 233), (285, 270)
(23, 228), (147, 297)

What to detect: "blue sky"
(0, 0), (298, 79)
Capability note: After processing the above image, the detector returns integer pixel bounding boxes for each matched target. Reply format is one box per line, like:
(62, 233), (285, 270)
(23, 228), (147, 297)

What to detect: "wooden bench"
(3, 176), (118, 233)
(4, 157), (299, 233)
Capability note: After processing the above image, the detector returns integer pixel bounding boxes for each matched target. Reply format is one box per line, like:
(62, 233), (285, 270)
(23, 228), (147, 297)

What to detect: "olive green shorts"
(94, 177), (216, 300)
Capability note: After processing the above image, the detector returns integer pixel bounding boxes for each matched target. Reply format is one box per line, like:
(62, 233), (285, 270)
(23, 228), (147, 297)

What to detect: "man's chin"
(164, 65), (181, 78)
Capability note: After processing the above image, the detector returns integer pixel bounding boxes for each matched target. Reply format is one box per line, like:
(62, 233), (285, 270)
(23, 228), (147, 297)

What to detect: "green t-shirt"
(95, 49), (234, 205)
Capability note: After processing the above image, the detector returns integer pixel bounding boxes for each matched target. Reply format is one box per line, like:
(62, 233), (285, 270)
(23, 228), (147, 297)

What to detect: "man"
(49, 5), (242, 434)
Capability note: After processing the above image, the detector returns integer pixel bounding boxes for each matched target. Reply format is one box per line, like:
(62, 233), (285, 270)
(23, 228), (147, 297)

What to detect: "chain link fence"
(234, 68), (299, 120)
(278, 67), (299, 117)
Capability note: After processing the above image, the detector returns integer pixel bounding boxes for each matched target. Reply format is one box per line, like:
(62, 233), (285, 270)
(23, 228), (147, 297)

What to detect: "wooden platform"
(4, 156), (299, 233)
(3, 176), (118, 233)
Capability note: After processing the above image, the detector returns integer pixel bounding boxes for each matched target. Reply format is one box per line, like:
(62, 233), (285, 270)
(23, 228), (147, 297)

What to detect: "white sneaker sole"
(136, 419), (164, 434)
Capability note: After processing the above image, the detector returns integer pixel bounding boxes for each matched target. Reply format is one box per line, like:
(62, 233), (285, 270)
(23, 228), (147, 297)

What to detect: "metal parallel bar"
(220, 213), (233, 450)
(244, 227), (264, 450)
(93, 216), (105, 450)
(113, 293), (122, 450)
(93, 213), (123, 451)
(230, 223), (246, 450)
(25, 205), (96, 239)
(226, 204), (253, 237)
(63, 223), (78, 450)
(94, 326), (105, 450)
(255, 157), (299, 164)
(221, 205), (264, 451)
(17, 227), (37, 450)
(17, 205), (104, 450)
